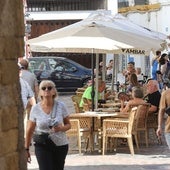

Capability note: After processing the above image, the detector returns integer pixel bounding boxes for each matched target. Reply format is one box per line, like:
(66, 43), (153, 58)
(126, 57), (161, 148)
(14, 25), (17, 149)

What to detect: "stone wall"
(0, 0), (26, 170)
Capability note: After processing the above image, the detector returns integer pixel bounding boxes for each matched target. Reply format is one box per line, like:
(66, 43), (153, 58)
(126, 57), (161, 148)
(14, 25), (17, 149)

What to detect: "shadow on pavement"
(65, 164), (170, 170)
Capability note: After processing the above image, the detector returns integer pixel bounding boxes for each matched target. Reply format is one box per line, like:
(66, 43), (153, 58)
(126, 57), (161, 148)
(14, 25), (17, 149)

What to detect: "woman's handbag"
(33, 132), (49, 145)
(33, 132), (57, 150)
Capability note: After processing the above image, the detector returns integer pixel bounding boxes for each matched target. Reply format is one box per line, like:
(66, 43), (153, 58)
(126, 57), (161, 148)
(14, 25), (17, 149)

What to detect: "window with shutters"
(26, 0), (105, 12)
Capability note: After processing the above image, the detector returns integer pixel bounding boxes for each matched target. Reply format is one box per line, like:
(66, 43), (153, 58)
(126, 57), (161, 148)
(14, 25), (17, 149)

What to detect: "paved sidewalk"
(28, 144), (170, 170)
(28, 94), (170, 170)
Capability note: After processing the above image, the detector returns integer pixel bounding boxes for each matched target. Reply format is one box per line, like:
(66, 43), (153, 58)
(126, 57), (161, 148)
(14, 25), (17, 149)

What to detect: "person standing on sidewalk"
(25, 80), (71, 170)
(19, 59), (39, 119)
(157, 89), (170, 149)
(19, 66), (36, 111)
(19, 59), (39, 99)
(151, 50), (161, 80)
(19, 75), (36, 110)
(19, 59), (39, 139)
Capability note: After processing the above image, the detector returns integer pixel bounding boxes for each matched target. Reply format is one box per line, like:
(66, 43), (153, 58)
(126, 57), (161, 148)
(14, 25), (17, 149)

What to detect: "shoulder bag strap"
(51, 100), (58, 119)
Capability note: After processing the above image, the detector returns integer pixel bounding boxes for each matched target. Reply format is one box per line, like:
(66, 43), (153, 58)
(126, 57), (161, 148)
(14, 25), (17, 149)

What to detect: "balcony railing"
(27, 0), (150, 12)
(26, 0), (105, 12)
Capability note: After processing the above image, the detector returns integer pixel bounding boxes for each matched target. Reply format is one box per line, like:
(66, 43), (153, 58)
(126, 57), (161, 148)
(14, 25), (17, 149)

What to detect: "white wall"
(158, 5), (170, 35)
(124, 0), (170, 76)
(126, 1), (170, 35)
(107, 0), (118, 14)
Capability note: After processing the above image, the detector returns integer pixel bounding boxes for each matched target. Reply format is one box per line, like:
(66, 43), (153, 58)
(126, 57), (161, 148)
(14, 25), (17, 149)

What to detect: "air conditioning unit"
(118, 0), (129, 8)
(134, 0), (149, 5)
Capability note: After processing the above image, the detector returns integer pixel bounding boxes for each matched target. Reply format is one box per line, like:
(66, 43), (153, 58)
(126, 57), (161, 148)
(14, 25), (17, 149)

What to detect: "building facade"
(118, 0), (170, 76)
(25, 0), (169, 76)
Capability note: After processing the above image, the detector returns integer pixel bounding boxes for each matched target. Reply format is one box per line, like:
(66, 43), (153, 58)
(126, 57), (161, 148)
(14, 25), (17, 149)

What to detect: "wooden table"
(70, 111), (125, 153)
(101, 102), (121, 108)
(94, 108), (120, 113)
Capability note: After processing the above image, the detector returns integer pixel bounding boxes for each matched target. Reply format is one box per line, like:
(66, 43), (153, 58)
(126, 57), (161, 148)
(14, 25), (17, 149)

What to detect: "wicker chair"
(75, 91), (84, 97)
(78, 117), (93, 152)
(66, 119), (81, 154)
(67, 117), (92, 153)
(76, 87), (86, 93)
(132, 103), (151, 148)
(82, 98), (91, 112)
(102, 107), (138, 155)
(71, 95), (83, 113)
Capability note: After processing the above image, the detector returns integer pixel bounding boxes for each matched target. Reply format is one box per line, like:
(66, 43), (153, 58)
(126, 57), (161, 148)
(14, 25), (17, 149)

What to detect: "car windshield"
(29, 58), (48, 72)
(49, 58), (76, 72)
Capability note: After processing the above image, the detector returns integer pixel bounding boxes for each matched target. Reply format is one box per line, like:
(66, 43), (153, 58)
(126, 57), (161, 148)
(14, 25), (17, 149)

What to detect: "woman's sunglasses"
(41, 86), (53, 91)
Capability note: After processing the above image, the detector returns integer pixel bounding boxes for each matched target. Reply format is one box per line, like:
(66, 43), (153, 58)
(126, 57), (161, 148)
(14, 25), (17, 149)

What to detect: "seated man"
(143, 79), (161, 114)
(79, 79), (110, 110)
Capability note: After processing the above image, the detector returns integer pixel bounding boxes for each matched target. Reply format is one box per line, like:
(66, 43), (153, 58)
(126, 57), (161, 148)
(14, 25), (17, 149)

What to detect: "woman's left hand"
(52, 123), (63, 132)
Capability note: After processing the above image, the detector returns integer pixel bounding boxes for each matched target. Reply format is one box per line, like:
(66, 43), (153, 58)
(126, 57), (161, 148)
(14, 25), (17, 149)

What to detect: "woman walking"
(25, 80), (71, 170)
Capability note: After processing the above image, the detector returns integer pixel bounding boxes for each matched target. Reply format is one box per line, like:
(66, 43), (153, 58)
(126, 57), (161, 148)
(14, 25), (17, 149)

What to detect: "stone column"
(0, 0), (26, 170)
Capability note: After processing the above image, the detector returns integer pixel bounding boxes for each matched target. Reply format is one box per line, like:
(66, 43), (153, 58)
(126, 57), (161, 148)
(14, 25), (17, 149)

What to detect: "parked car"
(28, 56), (92, 91)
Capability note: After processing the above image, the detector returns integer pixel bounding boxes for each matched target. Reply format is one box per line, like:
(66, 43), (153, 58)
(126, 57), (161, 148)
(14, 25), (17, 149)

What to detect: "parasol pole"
(95, 54), (99, 109)
(91, 49), (95, 111)
(111, 54), (115, 92)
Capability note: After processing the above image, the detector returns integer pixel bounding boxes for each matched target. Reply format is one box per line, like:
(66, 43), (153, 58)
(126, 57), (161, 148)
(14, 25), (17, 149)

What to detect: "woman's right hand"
(26, 150), (31, 163)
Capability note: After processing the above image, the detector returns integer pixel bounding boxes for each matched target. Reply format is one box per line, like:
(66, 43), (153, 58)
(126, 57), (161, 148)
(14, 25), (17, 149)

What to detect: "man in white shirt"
(20, 77), (36, 110)
(19, 59), (39, 99)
